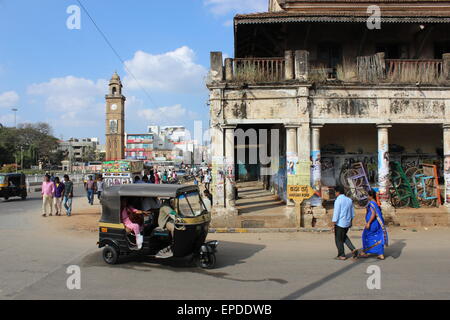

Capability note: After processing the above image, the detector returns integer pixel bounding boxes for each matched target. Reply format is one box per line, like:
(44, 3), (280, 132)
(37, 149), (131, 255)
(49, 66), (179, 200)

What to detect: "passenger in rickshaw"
(158, 199), (176, 237)
(120, 198), (150, 250)
(155, 199), (177, 258)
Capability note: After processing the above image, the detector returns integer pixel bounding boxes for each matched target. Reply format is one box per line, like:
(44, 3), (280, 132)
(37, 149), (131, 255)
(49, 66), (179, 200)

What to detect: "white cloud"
(28, 76), (107, 113)
(137, 104), (198, 123)
(0, 91), (19, 108)
(123, 46), (207, 93)
(204, 0), (267, 15)
(27, 76), (107, 128)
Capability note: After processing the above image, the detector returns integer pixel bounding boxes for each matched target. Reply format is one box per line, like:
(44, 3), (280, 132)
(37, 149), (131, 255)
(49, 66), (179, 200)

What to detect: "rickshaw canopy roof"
(100, 184), (200, 224)
(104, 184), (199, 198)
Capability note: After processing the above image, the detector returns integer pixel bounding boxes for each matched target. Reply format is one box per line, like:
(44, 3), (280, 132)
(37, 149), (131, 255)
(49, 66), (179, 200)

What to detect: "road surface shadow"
(1, 197), (41, 203)
(81, 240), (287, 285)
(281, 239), (406, 300)
(385, 239), (406, 259)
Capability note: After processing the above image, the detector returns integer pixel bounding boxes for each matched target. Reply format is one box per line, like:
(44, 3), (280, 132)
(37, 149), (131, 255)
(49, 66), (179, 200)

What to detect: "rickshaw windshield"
(178, 192), (206, 217)
(0, 176), (5, 184)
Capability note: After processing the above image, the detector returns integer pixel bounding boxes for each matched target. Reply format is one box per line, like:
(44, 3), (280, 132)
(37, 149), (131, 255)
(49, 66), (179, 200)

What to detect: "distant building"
(58, 137), (99, 163)
(125, 133), (154, 160)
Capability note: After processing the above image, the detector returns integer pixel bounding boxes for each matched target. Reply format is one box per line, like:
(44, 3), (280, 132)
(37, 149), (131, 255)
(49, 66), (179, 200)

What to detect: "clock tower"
(105, 72), (126, 161)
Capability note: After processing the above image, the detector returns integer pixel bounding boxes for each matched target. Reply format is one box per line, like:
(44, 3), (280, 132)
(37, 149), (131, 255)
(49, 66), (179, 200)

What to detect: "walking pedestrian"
(359, 190), (388, 260)
(41, 175), (55, 217)
(53, 177), (65, 216)
(204, 171), (211, 191)
(96, 176), (104, 201)
(332, 186), (358, 260)
(63, 174), (74, 216)
(85, 175), (96, 205)
(155, 171), (160, 184)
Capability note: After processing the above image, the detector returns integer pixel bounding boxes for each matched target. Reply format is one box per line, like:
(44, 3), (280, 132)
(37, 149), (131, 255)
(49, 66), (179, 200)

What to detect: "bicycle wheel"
(390, 171), (402, 189)
(390, 188), (411, 208)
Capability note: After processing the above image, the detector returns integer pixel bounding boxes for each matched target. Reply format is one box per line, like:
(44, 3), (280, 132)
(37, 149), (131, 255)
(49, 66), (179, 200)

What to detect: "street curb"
(208, 227), (365, 233)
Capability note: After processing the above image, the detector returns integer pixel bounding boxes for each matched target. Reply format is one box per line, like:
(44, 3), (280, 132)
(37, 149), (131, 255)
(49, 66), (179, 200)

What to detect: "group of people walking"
(41, 174), (74, 217)
(136, 168), (178, 185)
(332, 186), (389, 260)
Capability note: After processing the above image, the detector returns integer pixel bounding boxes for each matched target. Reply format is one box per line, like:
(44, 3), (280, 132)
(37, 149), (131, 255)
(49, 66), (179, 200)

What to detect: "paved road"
(0, 184), (93, 299)
(1, 191), (450, 300)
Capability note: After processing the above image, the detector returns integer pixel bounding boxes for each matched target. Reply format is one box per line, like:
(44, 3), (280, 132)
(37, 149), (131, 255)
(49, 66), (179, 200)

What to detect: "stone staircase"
(235, 182), (297, 228)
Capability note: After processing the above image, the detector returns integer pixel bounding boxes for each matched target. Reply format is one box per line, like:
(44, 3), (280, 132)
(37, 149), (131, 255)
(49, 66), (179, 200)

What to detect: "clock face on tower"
(111, 104), (118, 111)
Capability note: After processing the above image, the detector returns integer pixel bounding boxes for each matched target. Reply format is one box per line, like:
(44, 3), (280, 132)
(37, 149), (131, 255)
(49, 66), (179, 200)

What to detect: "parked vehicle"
(98, 184), (218, 268)
(0, 173), (27, 201)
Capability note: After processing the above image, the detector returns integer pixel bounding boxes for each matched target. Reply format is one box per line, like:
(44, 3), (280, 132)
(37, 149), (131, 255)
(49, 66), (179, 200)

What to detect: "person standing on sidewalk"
(332, 186), (358, 260)
(41, 175), (55, 217)
(63, 174), (74, 216)
(96, 176), (104, 201)
(53, 177), (65, 216)
(85, 175), (96, 205)
(204, 171), (211, 191)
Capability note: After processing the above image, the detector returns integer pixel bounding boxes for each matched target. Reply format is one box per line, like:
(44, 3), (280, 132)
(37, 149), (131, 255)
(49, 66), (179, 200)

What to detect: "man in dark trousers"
(332, 186), (358, 260)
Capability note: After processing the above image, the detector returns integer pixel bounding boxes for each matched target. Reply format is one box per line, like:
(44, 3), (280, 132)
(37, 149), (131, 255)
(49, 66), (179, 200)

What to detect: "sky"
(0, 0), (268, 143)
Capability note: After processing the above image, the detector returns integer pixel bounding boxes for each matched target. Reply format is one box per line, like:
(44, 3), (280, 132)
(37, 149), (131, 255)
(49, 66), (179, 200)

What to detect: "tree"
(0, 122), (60, 168)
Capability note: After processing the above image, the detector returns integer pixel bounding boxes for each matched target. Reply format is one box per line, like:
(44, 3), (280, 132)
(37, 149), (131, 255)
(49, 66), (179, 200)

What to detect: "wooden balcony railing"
(233, 58), (285, 82)
(385, 59), (444, 84)
(357, 54), (446, 84)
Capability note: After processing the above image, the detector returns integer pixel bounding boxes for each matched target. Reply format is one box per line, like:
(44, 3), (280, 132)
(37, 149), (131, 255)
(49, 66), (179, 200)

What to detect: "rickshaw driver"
(120, 198), (151, 250)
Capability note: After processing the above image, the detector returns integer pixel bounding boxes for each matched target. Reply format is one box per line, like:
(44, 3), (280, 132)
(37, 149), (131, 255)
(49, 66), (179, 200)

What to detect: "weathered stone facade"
(207, 0), (450, 228)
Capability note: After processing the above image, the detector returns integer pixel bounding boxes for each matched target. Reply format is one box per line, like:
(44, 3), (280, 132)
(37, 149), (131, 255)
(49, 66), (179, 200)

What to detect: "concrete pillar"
(224, 58), (233, 81)
(310, 125), (323, 207)
(297, 123), (310, 162)
(286, 124), (298, 206)
(211, 125), (225, 208)
(443, 124), (450, 205)
(224, 125), (236, 208)
(377, 124), (392, 208)
(285, 51), (294, 80)
(295, 50), (309, 81)
(210, 52), (224, 82)
(443, 53), (450, 81)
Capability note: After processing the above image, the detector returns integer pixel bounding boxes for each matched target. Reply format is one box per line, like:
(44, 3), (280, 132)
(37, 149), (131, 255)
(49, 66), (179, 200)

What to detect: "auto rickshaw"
(0, 173), (27, 200)
(98, 184), (218, 268)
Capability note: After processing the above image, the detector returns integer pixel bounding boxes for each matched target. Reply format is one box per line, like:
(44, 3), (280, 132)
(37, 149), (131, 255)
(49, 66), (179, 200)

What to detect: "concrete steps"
(235, 181), (296, 228)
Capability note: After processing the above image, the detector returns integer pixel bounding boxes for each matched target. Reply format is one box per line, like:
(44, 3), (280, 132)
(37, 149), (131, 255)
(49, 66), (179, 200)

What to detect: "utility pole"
(11, 108), (18, 172)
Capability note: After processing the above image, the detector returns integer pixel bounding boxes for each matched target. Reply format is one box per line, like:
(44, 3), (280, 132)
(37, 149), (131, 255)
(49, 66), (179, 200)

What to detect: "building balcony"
(208, 51), (450, 86)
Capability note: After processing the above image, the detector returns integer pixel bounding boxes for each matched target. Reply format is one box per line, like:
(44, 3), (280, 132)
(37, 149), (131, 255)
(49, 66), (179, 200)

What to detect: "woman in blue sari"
(360, 190), (388, 260)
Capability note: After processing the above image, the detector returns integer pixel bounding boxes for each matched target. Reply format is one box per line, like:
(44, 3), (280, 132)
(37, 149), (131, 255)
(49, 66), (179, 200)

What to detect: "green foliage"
(0, 122), (60, 168)
(0, 164), (17, 173)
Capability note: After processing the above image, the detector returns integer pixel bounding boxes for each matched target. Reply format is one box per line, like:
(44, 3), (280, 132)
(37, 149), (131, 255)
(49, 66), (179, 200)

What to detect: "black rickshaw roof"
(104, 184), (199, 198)
(100, 184), (200, 224)
(0, 173), (26, 176)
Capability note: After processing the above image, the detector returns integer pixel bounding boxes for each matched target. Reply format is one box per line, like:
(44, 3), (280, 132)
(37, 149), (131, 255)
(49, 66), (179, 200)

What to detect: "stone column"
(443, 124), (450, 205)
(224, 58), (233, 81)
(285, 124), (298, 206)
(210, 52), (224, 82)
(297, 123), (310, 163)
(310, 125), (323, 207)
(223, 125), (236, 208)
(211, 125), (225, 208)
(377, 124), (392, 209)
(295, 50), (309, 81)
(443, 53), (450, 81)
(285, 51), (294, 80)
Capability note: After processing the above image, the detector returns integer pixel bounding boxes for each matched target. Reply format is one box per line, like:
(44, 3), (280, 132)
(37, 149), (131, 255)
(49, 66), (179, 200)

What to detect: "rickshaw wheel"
(102, 246), (119, 265)
(21, 194), (27, 200)
(4, 197), (8, 201)
(198, 253), (216, 269)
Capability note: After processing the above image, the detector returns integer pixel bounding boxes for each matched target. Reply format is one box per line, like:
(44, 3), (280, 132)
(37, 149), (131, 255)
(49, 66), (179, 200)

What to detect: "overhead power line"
(76, 0), (158, 108)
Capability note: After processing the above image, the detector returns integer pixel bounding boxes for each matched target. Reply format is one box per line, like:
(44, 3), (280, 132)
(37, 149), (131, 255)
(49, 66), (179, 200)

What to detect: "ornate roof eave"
(235, 15), (450, 25)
